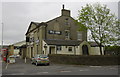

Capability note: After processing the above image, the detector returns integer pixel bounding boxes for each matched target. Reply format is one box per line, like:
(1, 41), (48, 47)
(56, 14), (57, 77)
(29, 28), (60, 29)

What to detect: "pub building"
(25, 5), (104, 59)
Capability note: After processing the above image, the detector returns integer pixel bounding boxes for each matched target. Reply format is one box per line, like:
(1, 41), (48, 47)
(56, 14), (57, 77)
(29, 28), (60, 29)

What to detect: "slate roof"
(44, 39), (83, 46)
(89, 42), (104, 47)
(25, 22), (47, 35)
(44, 40), (104, 47)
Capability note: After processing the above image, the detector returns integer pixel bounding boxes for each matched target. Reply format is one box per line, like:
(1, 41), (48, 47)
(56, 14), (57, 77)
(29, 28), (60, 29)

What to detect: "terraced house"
(25, 5), (104, 59)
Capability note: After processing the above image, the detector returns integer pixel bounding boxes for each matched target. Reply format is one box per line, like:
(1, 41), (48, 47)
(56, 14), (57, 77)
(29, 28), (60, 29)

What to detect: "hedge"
(48, 54), (119, 66)
(104, 46), (120, 55)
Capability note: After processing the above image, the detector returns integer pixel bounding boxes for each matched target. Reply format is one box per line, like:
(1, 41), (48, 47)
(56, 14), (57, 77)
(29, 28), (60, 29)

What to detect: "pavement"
(0, 56), (2, 77)
(1, 57), (119, 75)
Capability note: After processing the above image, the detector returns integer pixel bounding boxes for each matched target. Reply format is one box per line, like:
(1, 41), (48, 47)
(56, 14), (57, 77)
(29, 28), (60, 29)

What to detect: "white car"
(8, 55), (15, 63)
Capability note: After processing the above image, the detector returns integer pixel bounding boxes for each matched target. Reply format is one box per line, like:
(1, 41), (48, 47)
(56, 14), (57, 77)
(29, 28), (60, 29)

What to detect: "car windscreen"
(38, 56), (48, 58)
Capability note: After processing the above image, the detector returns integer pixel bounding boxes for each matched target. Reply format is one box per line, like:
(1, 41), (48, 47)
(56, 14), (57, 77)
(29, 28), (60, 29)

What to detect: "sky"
(0, 0), (119, 45)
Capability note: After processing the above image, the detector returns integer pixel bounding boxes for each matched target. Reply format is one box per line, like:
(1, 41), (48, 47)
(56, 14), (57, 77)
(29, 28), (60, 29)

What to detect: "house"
(25, 5), (104, 59)
(12, 40), (26, 56)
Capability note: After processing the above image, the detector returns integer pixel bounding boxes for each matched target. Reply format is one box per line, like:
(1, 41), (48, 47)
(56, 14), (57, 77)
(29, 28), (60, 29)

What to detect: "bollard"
(25, 57), (26, 63)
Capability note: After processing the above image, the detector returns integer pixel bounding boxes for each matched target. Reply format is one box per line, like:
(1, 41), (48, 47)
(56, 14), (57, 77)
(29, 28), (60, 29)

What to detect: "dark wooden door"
(82, 45), (89, 55)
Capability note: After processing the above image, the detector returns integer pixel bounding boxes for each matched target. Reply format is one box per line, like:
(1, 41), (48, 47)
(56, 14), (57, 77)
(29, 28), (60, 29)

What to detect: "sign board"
(48, 30), (61, 35)
(35, 40), (39, 43)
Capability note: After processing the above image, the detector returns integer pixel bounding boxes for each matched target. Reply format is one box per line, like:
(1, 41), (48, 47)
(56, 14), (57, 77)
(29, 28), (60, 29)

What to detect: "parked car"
(14, 55), (19, 58)
(7, 55), (15, 63)
(31, 54), (50, 66)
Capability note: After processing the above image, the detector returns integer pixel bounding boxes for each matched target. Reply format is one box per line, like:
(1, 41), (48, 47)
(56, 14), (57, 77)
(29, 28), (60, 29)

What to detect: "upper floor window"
(65, 18), (69, 20)
(77, 31), (82, 41)
(30, 37), (34, 42)
(65, 22), (69, 25)
(65, 30), (70, 40)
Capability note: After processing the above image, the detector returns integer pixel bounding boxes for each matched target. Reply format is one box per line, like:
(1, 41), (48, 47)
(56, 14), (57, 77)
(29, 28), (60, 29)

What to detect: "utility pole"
(1, 22), (3, 60)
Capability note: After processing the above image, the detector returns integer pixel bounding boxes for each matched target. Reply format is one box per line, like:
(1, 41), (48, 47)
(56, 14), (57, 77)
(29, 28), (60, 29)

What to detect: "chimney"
(61, 4), (70, 16)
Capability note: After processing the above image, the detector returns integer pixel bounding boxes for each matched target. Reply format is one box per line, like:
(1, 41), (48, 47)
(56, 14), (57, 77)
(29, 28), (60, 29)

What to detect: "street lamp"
(1, 23), (4, 53)
(0, 22), (4, 61)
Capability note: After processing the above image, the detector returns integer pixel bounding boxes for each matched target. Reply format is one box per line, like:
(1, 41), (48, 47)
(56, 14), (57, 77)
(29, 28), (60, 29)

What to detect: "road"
(2, 58), (119, 75)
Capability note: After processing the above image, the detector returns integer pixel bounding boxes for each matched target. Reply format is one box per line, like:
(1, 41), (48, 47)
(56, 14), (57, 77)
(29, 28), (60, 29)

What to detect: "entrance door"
(49, 47), (55, 54)
(31, 47), (33, 58)
(82, 45), (89, 55)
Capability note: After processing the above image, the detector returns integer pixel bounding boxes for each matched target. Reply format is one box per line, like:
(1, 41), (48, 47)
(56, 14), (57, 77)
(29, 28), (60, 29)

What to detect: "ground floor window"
(68, 47), (72, 52)
(57, 46), (62, 51)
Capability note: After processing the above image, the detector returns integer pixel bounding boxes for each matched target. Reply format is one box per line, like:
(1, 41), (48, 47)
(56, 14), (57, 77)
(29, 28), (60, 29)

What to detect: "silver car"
(31, 54), (50, 66)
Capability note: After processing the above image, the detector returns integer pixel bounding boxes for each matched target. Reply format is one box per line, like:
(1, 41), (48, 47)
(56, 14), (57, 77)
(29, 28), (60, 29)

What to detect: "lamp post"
(1, 22), (4, 61)
(1, 23), (3, 53)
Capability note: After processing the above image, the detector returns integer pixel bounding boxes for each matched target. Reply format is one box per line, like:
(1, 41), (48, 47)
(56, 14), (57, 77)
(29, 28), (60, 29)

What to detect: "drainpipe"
(74, 46), (76, 55)
(56, 46), (57, 54)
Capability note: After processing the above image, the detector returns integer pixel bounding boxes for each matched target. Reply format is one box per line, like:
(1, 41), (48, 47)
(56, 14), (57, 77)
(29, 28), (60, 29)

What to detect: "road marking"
(79, 69), (89, 71)
(5, 63), (9, 69)
(60, 70), (71, 72)
(9, 73), (24, 75)
(89, 66), (102, 68)
(42, 72), (48, 73)
(109, 68), (117, 70)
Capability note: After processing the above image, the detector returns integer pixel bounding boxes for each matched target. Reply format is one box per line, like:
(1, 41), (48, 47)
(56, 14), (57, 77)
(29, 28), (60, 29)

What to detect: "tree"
(77, 3), (120, 55)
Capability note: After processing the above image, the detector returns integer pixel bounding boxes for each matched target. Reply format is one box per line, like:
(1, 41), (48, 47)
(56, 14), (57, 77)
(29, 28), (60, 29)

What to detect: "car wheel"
(35, 62), (38, 66)
(46, 63), (50, 66)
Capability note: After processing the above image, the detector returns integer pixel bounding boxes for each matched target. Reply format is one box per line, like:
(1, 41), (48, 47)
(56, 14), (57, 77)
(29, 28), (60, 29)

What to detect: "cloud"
(1, 0), (120, 2)
(1, 2), (118, 45)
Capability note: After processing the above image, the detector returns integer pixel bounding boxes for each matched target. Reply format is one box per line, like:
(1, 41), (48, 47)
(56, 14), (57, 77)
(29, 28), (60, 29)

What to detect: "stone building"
(25, 5), (104, 58)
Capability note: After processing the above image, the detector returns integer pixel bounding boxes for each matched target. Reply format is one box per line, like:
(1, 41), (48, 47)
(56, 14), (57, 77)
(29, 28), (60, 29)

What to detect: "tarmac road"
(2, 58), (119, 75)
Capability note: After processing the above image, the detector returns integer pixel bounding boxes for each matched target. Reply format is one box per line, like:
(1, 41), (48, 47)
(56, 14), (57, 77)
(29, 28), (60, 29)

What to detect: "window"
(65, 30), (70, 39)
(65, 18), (69, 20)
(30, 37), (34, 42)
(57, 46), (62, 51)
(68, 47), (72, 52)
(14, 46), (20, 49)
(77, 31), (82, 41)
(65, 22), (69, 25)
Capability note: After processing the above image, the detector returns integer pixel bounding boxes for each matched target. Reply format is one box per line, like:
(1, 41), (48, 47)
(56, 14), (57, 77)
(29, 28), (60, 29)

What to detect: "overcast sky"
(0, 0), (119, 45)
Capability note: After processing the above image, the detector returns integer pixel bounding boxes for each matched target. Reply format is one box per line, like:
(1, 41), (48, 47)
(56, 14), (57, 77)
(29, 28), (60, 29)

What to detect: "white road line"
(79, 69), (89, 71)
(109, 68), (117, 70)
(5, 63), (9, 69)
(89, 66), (102, 68)
(9, 73), (24, 75)
(60, 71), (71, 72)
